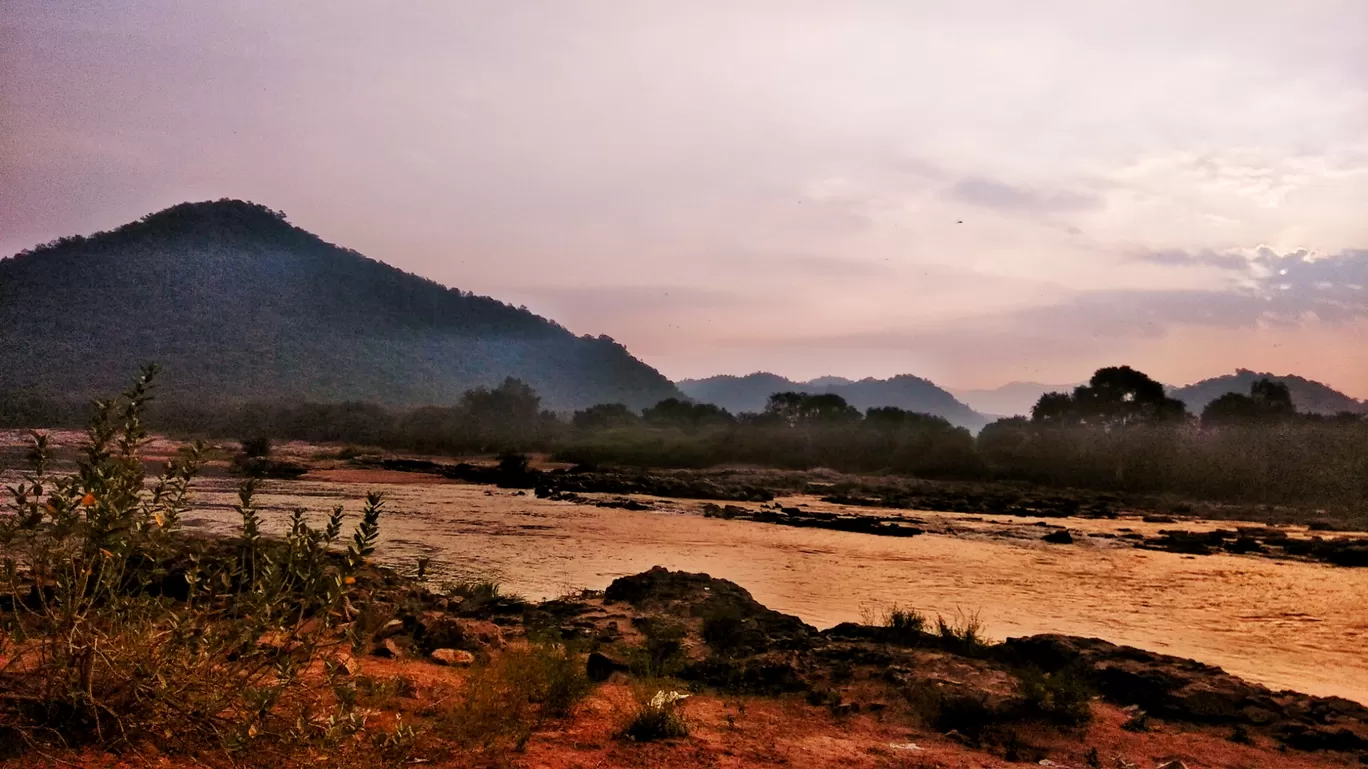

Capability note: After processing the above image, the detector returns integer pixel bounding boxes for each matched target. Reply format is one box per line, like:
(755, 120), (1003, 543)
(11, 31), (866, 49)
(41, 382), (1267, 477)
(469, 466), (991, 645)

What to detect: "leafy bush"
(0, 367), (384, 758)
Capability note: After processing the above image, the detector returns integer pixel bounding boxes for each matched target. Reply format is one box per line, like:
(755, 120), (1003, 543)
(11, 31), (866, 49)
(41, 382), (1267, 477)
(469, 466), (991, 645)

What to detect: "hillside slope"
(1169, 369), (1366, 415)
(679, 373), (987, 430)
(0, 200), (680, 410)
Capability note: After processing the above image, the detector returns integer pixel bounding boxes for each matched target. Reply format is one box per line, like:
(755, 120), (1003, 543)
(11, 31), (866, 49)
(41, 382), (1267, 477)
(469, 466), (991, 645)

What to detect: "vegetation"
(5, 360), (1366, 514)
(0, 368), (391, 760)
(620, 688), (690, 741)
(0, 199), (680, 411)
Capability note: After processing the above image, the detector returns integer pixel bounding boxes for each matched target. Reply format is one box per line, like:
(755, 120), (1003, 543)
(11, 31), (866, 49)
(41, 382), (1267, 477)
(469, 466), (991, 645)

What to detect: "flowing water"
(175, 473), (1368, 705)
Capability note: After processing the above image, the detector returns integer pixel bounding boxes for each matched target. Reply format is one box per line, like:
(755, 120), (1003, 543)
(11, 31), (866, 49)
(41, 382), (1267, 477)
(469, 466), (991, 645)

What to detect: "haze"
(3, 1), (1366, 396)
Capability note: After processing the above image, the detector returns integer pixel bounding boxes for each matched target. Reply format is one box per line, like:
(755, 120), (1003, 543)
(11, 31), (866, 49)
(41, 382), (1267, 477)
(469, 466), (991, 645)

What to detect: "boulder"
(604, 567), (815, 652)
(586, 651), (630, 682)
(1042, 530), (1074, 545)
(430, 648), (476, 666)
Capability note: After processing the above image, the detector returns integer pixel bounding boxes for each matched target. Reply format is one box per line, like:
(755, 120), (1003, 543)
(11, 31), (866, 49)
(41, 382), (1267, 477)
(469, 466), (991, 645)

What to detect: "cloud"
(1130, 248), (1252, 270)
(946, 177), (1104, 214)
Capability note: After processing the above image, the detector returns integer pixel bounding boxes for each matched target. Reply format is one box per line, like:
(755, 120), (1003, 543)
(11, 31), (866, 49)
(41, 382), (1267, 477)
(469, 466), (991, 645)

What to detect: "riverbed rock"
(1042, 529), (1074, 545)
(604, 567), (816, 651)
(586, 651), (630, 682)
(1000, 633), (1368, 751)
(429, 648), (476, 666)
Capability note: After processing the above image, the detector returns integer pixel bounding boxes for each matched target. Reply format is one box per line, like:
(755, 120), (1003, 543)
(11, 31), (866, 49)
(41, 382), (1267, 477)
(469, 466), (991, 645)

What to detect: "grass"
(438, 641), (592, 752)
(934, 609), (990, 655)
(620, 686), (690, 742)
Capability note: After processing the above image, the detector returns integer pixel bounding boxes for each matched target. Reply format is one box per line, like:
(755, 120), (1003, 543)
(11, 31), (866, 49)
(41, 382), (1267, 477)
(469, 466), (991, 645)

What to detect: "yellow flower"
(81, 493), (97, 507)
(153, 513), (165, 527)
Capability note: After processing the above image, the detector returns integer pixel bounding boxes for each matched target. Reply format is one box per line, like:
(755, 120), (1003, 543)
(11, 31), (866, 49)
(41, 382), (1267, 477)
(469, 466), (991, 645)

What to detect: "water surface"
(181, 476), (1368, 705)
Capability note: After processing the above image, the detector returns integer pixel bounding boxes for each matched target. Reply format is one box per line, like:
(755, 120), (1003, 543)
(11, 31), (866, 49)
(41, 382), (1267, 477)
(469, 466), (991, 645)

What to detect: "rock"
(586, 651), (630, 682)
(375, 618), (406, 639)
(1042, 529), (1074, 545)
(1156, 761), (1189, 769)
(604, 567), (816, 651)
(430, 648), (476, 666)
(330, 652), (359, 676)
(415, 612), (506, 653)
(372, 638), (404, 658)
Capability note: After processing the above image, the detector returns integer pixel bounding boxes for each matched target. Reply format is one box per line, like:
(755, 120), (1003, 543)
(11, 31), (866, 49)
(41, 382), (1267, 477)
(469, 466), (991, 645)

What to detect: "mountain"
(952, 381), (1081, 418)
(0, 200), (681, 410)
(678, 373), (988, 430)
(1169, 370), (1367, 416)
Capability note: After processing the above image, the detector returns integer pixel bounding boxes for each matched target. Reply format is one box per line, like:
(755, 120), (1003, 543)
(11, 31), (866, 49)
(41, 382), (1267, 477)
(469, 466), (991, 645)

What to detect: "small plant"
(1121, 710), (1151, 732)
(440, 641), (592, 752)
(1016, 665), (1093, 727)
(621, 689), (690, 741)
(935, 609), (990, 655)
(700, 603), (754, 656)
(629, 619), (688, 678)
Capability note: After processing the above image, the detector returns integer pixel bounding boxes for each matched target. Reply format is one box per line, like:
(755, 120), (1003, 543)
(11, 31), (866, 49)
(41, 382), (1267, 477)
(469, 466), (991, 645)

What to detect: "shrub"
(440, 641), (592, 751)
(621, 689), (689, 741)
(0, 367), (384, 758)
(935, 610), (990, 655)
(1016, 666), (1093, 726)
(700, 603), (755, 656)
(629, 619), (688, 678)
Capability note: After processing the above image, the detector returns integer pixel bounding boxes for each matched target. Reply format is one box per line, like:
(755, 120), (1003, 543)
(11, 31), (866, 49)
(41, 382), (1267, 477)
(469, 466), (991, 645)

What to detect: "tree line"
(4, 365), (1365, 510)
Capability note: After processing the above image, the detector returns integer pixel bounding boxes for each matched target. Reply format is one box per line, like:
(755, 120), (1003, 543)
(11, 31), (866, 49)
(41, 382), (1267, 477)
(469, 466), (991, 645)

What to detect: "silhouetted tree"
(1032, 366), (1188, 428)
(763, 392), (860, 427)
(572, 403), (640, 430)
(642, 398), (734, 429)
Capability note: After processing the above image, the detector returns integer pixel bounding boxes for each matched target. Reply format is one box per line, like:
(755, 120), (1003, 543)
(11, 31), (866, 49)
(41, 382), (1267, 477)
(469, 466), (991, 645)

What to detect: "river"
(177, 473), (1368, 705)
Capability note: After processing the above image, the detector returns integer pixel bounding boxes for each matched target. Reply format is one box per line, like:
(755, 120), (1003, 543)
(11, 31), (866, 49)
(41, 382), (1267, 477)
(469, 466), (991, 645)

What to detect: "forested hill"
(1169, 370), (1366, 416)
(679, 373), (988, 430)
(0, 200), (680, 410)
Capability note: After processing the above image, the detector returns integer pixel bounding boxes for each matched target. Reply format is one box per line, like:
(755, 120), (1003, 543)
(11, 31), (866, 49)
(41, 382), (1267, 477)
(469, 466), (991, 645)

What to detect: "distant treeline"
(4, 365), (1366, 510)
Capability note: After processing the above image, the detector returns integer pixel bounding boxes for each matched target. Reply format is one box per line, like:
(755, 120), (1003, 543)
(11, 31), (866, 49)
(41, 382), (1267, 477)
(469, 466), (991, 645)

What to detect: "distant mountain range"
(678, 373), (989, 430)
(1168, 370), (1366, 416)
(953, 372), (1365, 419)
(951, 382), (1081, 418)
(0, 200), (681, 410)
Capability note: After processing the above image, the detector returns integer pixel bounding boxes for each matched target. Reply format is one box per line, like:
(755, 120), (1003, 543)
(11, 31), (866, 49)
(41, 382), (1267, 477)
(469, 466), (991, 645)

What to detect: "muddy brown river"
(171, 474), (1368, 705)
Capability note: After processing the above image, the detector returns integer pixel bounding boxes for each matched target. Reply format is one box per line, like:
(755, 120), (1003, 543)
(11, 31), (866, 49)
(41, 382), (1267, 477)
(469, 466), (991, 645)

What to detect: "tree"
(1032, 366), (1187, 428)
(1202, 378), (1297, 426)
(642, 398), (734, 429)
(762, 392), (860, 427)
(572, 403), (639, 430)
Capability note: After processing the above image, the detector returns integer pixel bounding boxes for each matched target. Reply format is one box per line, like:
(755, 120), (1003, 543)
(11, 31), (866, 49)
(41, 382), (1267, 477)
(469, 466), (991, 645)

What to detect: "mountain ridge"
(1168, 369), (1366, 416)
(0, 199), (681, 410)
(678, 372), (988, 430)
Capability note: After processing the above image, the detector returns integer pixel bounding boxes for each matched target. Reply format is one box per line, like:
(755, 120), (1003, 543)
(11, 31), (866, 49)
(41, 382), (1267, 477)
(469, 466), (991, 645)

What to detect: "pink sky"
(2, 2), (1366, 397)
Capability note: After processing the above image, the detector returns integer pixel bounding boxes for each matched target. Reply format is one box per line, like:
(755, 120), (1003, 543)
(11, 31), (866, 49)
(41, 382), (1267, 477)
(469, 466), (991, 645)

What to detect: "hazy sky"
(3, 1), (1366, 396)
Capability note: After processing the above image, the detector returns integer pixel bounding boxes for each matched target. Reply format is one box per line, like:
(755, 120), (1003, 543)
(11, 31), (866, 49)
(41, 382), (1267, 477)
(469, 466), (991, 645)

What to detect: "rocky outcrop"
(1000, 634), (1368, 750)
(604, 567), (816, 652)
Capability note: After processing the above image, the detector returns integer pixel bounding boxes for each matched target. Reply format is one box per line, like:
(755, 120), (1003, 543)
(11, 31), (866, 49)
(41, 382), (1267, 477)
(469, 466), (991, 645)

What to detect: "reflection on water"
(165, 476), (1368, 705)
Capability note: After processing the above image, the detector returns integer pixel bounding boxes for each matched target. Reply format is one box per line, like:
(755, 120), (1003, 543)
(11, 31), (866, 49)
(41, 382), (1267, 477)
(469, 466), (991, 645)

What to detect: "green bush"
(0, 367), (384, 757)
